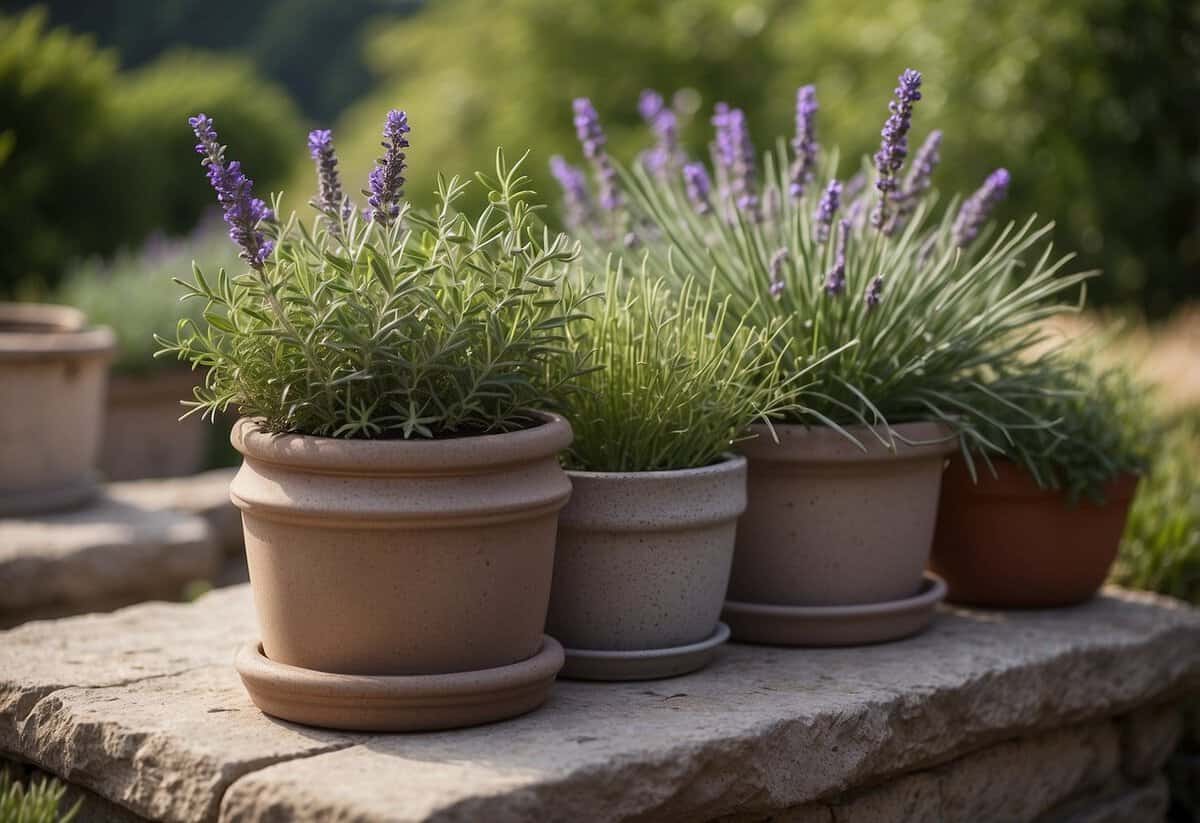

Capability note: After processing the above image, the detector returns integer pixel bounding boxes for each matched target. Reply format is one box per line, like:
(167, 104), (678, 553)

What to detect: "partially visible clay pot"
(229, 413), (572, 676)
(0, 303), (114, 515)
(101, 370), (208, 480)
(547, 455), (746, 651)
(931, 458), (1138, 608)
(730, 422), (956, 607)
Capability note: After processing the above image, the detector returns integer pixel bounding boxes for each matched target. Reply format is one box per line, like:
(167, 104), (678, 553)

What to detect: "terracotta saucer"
(0, 472), (100, 518)
(235, 635), (564, 732)
(560, 622), (730, 681)
(722, 573), (946, 647)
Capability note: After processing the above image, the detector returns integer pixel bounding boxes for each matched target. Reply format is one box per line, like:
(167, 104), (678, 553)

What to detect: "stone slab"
(0, 587), (1196, 822)
(0, 492), (221, 626)
(108, 468), (241, 556)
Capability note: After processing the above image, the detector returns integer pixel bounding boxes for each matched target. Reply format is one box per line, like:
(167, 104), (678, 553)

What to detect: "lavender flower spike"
(789, 85), (819, 199)
(682, 162), (713, 215)
(307, 128), (352, 225)
(952, 168), (1011, 247)
(887, 129), (942, 234)
(189, 113), (273, 269)
(365, 110), (410, 226)
(865, 274), (885, 310)
(768, 247), (788, 298)
(549, 155), (594, 230)
(871, 69), (923, 230)
(814, 179), (841, 243)
(638, 89), (680, 179)
(824, 220), (850, 296)
(713, 105), (759, 220)
(573, 98), (621, 211)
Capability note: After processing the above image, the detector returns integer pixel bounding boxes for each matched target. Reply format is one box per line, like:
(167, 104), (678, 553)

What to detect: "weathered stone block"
(1119, 702), (1183, 781)
(109, 468), (241, 556)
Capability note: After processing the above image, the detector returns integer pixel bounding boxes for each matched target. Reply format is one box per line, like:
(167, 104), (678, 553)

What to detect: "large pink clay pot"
(229, 413), (573, 677)
(0, 303), (114, 515)
(730, 421), (957, 608)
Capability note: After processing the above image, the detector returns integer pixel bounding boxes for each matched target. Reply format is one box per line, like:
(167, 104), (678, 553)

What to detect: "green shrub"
(340, 0), (1199, 314)
(1115, 411), (1200, 605)
(57, 224), (235, 374)
(0, 772), (79, 823)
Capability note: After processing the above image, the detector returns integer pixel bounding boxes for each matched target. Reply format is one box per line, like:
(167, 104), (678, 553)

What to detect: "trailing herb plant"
(552, 71), (1093, 454)
(158, 112), (593, 439)
(550, 264), (831, 473)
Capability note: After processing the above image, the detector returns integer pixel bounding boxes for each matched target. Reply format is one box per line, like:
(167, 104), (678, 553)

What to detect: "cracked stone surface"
(0, 493), (220, 626)
(0, 586), (1196, 822)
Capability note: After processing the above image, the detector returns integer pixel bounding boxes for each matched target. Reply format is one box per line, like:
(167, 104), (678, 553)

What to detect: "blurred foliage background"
(1, 0), (1197, 313)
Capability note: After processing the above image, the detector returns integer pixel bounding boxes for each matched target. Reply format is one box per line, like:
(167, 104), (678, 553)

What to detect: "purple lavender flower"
(814, 179), (841, 243)
(573, 98), (621, 211)
(865, 274), (884, 310)
(682, 162), (712, 215)
(638, 89), (681, 179)
(871, 69), (923, 230)
(549, 155), (594, 230)
(307, 128), (352, 225)
(189, 113), (273, 269)
(364, 110), (410, 226)
(713, 104), (758, 220)
(952, 168), (1011, 247)
(768, 247), (788, 298)
(789, 85), (819, 199)
(824, 220), (850, 296)
(887, 129), (942, 234)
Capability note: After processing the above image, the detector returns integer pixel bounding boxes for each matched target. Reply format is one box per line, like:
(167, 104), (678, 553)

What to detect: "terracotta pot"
(931, 458), (1139, 608)
(229, 413), (573, 676)
(100, 370), (208, 480)
(730, 421), (956, 607)
(547, 455), (746, 651)
(0, 303), (114, 516)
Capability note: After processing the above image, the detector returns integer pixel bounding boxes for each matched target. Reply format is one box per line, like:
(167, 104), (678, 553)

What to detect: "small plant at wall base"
(158, 112), (593, 439)
(555, 71), (1094, 454)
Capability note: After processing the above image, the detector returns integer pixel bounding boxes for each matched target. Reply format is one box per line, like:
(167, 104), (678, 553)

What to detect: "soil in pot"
(931, 457), (1139, 608)
(101, 370), (209, 480)
(546, 455), (746, 680)
(724, 422), (955, 645)
(0, 303), (114, 516)
(229, 413), (573, 731)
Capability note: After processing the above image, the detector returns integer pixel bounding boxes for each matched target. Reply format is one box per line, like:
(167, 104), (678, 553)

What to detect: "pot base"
(722, 573), (946, 647)
(0, 472), (100, 518)
(560, 622), (730, 681)
(235, 636), (565, 732)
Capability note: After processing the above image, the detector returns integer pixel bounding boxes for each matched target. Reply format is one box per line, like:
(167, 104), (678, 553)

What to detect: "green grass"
(0, 772), (79, 823)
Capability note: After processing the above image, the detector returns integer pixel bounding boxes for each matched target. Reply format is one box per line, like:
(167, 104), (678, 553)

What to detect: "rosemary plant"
(551, 264), (815, 472)
(158, 111), (593, 439)
(554, 72), (1093, 453)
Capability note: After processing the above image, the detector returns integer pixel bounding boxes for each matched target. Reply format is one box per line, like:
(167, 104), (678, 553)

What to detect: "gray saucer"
(560, 622), (731, 681)
(722, 573), (947, 647)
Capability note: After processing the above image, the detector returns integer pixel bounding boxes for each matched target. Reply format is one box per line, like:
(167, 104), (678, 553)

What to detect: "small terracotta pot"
(547, 455), (746, 651)
(101, 370), (208, 480)
(229, 413), (573, 676)
(730, 421), (956, 607)
(931, 458), (1139, 608)
(0, 303), (114, 516)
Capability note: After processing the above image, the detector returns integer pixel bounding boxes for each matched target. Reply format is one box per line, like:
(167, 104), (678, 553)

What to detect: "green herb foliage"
(158, 150), (593, 439)
(620, 150), (1092, 453)
(0, 772), (79, 823)
(552, 264), (819, 472)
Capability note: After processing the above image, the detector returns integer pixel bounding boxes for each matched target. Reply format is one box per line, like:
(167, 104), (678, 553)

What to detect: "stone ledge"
(108, 468), (241, 557)
(0, 493), (220, 627)
(0, 586), (1196, 822)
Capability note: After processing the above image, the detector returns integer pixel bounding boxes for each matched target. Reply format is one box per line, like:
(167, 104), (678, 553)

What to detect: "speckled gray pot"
(729, 422), (956, 608)
(546, 454), (746, 657)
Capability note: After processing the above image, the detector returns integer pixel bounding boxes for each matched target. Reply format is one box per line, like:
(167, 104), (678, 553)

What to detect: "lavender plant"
(553, 73), (1094, 453)
(158, 111), (592, 439)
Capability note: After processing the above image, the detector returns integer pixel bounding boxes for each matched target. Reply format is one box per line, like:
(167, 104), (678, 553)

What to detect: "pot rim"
(743, 420), (958, 462)
(0, 302), (115, 361)
(949, 456), (1141, 505)
(232, 411), (573, 475)
(564, 452), (746, 482)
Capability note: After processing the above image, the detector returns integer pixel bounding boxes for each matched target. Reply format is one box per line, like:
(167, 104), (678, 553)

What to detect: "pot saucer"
(0, 472), (100, 518)
(722, 573), (946, 647)
(235, 635), (564, 732)
(560, 622), (730, 681)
